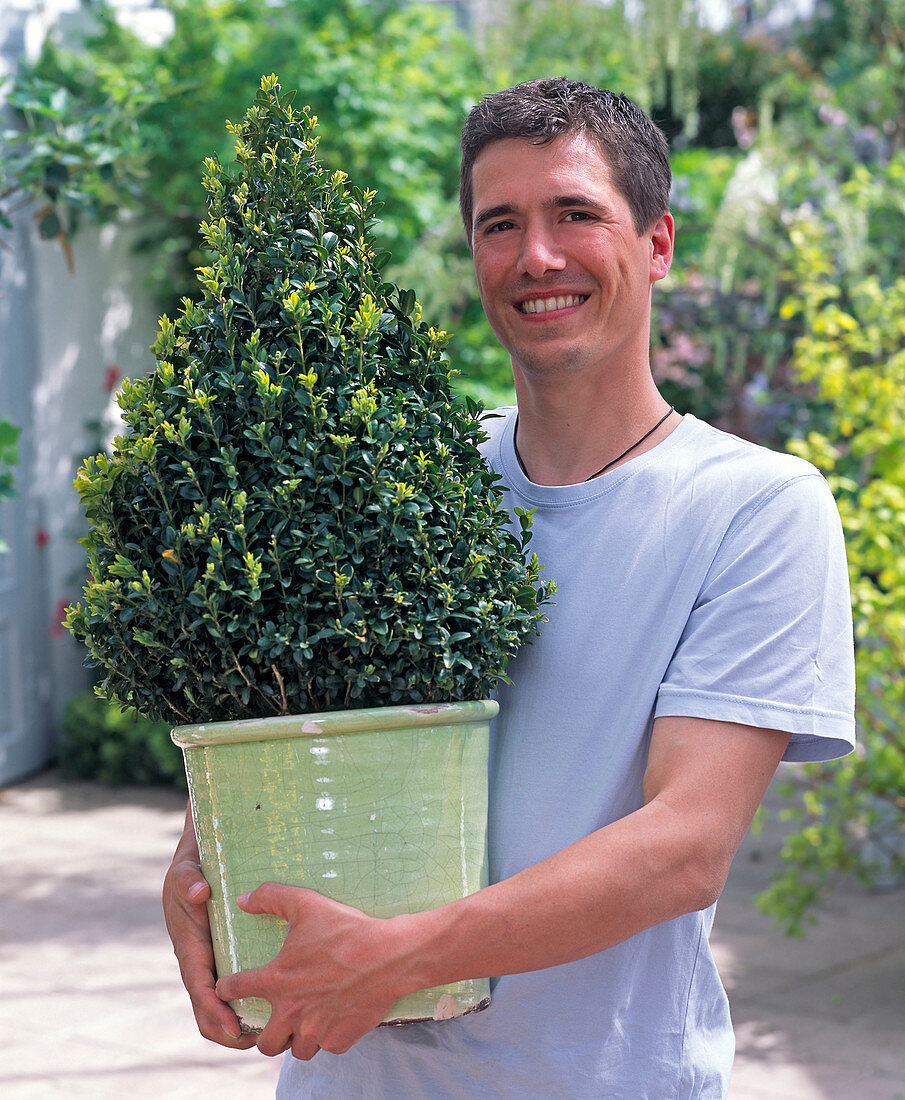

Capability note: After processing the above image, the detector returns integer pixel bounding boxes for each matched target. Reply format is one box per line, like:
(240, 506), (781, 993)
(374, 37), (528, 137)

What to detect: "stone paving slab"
(1, 771), (903, 1099)
(0, 776), (280, 1100)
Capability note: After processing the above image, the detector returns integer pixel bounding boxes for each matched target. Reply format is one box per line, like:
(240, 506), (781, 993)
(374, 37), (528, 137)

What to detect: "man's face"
(469, 132), (673, 385)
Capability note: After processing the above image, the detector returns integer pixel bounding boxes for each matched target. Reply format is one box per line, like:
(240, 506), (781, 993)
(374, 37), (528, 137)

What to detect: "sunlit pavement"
(2, 771), (903, 1099)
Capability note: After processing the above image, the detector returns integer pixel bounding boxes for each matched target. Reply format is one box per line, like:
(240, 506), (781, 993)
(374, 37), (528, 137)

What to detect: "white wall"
(0, 2), (160, 783)
(32, 217), (160, 712)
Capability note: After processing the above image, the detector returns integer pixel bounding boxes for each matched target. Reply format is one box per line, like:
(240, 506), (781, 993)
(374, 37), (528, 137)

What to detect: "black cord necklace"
(513, 406), (675, 483)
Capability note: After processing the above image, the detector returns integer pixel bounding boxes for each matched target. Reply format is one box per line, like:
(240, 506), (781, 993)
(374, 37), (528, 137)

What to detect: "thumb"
(174, 859), (211, 904)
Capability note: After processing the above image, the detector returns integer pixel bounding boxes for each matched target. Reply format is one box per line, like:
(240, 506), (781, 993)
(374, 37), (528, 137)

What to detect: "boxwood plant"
(66, 75), (554, 726)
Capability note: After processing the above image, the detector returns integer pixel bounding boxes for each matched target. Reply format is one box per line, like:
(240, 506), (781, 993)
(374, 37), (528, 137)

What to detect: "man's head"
(460, 78), (671, 246)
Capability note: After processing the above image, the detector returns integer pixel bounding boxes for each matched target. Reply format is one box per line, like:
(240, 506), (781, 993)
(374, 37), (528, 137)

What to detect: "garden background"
(0, 0), (903, 939)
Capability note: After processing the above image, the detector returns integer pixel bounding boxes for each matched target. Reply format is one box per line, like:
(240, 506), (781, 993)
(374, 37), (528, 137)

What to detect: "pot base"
(236, 994), (492, 1036)
(378, 994), (492, 1027)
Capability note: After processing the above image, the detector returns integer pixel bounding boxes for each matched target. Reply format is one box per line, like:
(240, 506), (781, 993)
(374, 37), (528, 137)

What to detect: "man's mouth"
(518, 294), (588, 315)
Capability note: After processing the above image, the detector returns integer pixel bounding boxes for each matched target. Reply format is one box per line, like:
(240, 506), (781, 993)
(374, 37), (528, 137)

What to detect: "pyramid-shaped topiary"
(66, 75), (554, 727)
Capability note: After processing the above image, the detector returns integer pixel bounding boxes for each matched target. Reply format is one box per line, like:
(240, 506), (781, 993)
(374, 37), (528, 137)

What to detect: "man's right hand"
(162, 804), (258, 1049)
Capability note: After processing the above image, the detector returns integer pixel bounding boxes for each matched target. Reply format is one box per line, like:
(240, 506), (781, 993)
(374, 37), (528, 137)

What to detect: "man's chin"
(511, 346), (588, 381)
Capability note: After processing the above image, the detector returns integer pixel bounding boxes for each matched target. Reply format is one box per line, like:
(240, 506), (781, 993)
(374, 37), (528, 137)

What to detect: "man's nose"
(517, 227), (566, 278)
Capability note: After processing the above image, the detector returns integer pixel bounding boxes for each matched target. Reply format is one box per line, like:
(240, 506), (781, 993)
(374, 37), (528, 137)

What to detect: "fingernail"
(237, 892), (251, 906)
(222, 1024), (241, 1040)
(187, 882), (206, 901)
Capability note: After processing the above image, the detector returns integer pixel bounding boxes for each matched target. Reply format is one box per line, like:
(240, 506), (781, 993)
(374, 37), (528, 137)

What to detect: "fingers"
(234, 880), (311, 920)
(163, 853), (254, 1049)
(256, 1016), (293, 1059)
(256, 1012), (329, 1062)
(212, 883), (383, 1060)
(169, 855), (211, 904)
(191, 983), (258, 1050)
(258, 1025), (319, 1062)
(162, 859), (211, 948)
(179, 934), (255, 1048)
(215, 965), (268, 1005)
(215, 967), (353, 1060)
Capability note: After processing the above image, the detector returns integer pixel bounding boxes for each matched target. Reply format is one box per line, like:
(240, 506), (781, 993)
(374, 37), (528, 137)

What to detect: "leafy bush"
(58, 690), (185, 788)
(65, 76), (554, 726)
(755, 219), (905, 933)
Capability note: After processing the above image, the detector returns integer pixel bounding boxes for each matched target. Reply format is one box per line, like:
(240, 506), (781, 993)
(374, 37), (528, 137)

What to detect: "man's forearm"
(388, 796), (719, 997)
(210, 794), (714, 1056)
(387, 717), (789, 999)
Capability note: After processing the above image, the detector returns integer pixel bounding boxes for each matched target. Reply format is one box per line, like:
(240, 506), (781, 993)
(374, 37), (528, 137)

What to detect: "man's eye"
(487, 220), (515, 233)
(564, 211), (592, 222)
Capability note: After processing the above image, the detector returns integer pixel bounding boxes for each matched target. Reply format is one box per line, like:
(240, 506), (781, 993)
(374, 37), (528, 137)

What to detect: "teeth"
(520, 294), (586, 314)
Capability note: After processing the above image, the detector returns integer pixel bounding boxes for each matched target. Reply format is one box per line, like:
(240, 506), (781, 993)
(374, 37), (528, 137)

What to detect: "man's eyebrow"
(546, 194), (610, 214)
(473, 194), (611, 232)
(473, 203), (517, 232)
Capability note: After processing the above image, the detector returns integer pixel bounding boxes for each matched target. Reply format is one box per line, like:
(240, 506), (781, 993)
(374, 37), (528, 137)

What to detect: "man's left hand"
(214, 883), (411, 1061)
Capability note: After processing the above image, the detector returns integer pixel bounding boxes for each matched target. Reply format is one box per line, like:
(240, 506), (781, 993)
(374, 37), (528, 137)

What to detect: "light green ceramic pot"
(171, 699), (495, 1032)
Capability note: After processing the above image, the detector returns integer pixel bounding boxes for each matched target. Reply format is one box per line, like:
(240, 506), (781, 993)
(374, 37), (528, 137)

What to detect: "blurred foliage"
(630, 0), (701, 142)
(756, 221), (905, 932)
(668, 147), (741, 266)
(655, 1), (905, 448)
(0, 63), (149, 271)
(0, 417), (19, 501)
(2, 0), (481, 304)
(58, 689), (186, 787)
(670, 1), (905, 931)
(478, 0), (641, 97)
(693, 26), (790, 148)
(0, 417), (20, 553)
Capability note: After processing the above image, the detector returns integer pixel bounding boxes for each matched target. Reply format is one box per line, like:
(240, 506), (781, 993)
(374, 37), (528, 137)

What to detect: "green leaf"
(37, 212), (61, 238)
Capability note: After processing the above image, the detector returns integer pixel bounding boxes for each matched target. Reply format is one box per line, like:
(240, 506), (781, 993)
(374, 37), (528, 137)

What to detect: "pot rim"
(170, 699), (499, 749)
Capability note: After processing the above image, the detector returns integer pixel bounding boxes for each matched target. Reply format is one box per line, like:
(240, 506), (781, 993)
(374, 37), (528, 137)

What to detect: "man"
(164, 78), (855, 1097)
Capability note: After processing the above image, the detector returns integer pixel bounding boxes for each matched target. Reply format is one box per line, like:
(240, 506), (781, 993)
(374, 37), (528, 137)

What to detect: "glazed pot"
(171, 699), (495, 1031)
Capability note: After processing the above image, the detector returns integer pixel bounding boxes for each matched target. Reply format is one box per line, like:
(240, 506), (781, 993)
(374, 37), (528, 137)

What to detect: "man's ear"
(649, 212), (674, 284)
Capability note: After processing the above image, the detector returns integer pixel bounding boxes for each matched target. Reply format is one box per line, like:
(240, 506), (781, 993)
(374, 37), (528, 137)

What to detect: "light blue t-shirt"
(278, 411), (855, 1099)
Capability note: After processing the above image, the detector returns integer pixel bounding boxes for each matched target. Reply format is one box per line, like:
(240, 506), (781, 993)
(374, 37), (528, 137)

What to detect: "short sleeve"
(655, 473), (855, 762)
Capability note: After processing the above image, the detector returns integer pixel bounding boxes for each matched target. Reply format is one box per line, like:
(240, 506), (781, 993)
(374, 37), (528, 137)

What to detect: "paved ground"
(1, 769), (903, 1099)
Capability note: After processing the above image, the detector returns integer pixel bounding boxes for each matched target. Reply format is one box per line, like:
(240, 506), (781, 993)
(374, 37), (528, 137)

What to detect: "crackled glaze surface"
(173, 703), (495, 1030)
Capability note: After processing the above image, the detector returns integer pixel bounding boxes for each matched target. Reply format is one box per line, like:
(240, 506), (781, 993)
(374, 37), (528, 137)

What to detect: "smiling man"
(164, 79), (856, 1098)
(467, 124), (675, 484)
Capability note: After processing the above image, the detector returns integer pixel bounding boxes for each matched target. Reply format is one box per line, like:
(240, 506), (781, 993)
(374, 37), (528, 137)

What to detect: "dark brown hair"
(460, 77), (671, 243)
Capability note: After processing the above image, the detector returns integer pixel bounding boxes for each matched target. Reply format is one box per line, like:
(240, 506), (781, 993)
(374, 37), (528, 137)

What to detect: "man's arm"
(162, 804), (258, 1049)
(215, 715), (790, 1060)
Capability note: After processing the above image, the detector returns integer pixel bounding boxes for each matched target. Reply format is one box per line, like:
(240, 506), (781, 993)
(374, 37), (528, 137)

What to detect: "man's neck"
(511, 369), (676, 487)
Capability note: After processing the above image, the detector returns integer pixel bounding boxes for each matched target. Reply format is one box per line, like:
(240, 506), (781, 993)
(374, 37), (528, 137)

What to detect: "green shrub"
(58, 690), (186, 787)
(65, 75), (554, 727)
(756, 219), (905, 933)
